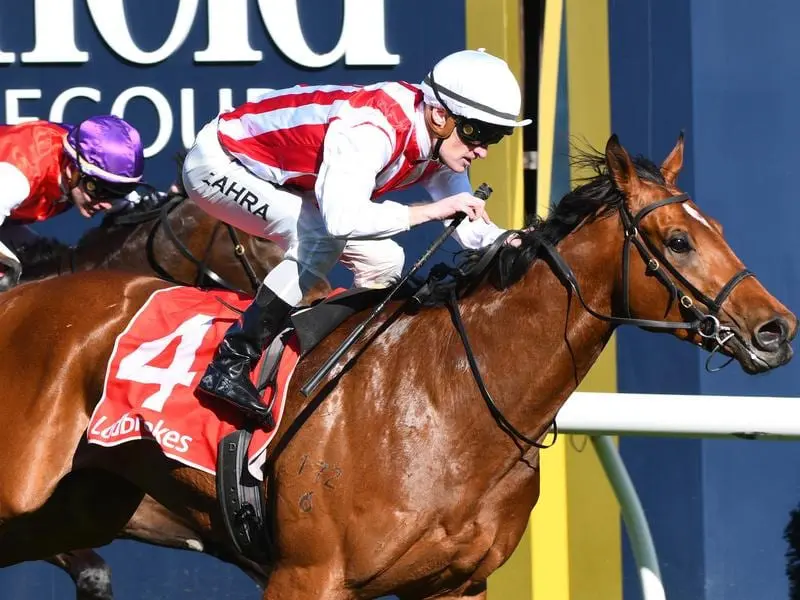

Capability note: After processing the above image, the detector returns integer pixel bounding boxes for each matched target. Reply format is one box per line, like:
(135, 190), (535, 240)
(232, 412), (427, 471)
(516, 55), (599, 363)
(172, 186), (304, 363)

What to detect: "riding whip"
(300, 183), (492, 397)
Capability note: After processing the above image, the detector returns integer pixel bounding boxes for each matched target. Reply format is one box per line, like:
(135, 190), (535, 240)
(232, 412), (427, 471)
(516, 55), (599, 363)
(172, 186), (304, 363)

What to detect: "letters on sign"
(0, 0), (401, 157)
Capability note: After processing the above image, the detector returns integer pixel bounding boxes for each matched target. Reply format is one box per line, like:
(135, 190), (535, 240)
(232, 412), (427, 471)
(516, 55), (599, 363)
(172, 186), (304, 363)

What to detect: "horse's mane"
(78, 151), (188, 244)
(15, 192), (176, 273)
(96, 190), (174, 229)
(417, 146), (667, 304)
(13, 236), (72, 270)
(15, 152), (188, 274)
(537, 149), (666, 244)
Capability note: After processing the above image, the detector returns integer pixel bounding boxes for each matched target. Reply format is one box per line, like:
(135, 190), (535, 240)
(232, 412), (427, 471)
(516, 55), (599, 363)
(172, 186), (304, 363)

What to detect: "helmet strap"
(61, 154), (80, 190)
(432, 138), (446, 162)
(424, 105), (456, 162)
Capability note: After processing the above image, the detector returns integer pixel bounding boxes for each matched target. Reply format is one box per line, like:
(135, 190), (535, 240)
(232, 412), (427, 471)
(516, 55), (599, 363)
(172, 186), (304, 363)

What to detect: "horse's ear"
(605, 134), (641, 195)
(660, 131), (685, 186)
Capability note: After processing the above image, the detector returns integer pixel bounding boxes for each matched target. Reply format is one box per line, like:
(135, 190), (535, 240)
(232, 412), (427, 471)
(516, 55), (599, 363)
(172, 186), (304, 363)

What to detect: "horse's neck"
(457, 216), (621, 453)
(76, 226), (145, 271)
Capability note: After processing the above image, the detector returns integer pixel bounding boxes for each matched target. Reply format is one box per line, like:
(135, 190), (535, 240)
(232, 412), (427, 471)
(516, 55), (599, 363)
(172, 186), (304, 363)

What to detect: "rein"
(146, 195), (261, 294)
(438, 192), (754, 450)
(539, 193), (753, 367)
(24, 193), (261, 295)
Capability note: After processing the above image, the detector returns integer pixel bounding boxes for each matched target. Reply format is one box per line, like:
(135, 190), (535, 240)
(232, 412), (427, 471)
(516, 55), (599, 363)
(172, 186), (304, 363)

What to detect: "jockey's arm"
(421, 167), (505, 249)
(315, 121), (411, 240)
(0, 162), (31, 270)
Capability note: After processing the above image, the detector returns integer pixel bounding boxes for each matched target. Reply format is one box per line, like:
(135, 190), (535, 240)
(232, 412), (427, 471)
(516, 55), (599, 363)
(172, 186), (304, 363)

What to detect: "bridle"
(440, 192), (755, 451)
(145, 195), (261, 294)
(624, 194), (755, 366)
(37, 194), (261, 295)
(538, 192), (754, 368)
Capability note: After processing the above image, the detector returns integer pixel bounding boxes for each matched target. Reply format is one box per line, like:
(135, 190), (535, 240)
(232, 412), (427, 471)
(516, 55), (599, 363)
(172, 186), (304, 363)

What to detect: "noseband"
(441, 192), (755, 451)
(399, 192), (757, 451)
(540, 192), (754, 369)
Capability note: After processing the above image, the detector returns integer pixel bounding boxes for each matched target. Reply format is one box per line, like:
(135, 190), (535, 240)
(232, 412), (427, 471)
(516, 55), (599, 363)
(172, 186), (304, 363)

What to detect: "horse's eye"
(666, 234), (692, 254)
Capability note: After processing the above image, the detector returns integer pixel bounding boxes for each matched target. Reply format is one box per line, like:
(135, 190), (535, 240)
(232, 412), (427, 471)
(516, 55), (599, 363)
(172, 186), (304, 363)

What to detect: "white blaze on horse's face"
(682, 203), (712, 229)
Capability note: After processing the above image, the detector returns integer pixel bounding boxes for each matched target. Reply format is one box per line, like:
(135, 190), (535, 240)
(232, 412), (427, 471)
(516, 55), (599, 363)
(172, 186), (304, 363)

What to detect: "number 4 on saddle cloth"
(87, 283), (388, 559)
(88, 286), (298, 477)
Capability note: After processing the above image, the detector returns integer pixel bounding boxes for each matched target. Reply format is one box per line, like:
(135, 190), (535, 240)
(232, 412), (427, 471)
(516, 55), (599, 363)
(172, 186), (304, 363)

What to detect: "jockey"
(182, 48), (532, 422)
(0, 115), (145, 279)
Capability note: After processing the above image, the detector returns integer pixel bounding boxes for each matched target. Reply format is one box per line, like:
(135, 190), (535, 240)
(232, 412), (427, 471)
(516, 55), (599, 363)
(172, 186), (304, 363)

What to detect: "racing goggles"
(452, 117), (512, 146)
(79, 176), (139, 200)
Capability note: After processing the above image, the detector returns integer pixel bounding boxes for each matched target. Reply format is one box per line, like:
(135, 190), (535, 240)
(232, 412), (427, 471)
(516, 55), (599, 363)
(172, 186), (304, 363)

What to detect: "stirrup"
(217, 429), (270, 561)
(216, 393), (275, 430)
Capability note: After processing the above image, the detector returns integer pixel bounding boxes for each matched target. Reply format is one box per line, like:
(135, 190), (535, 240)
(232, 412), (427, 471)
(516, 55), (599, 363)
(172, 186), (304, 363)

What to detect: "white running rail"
(558, 392), (800, 600)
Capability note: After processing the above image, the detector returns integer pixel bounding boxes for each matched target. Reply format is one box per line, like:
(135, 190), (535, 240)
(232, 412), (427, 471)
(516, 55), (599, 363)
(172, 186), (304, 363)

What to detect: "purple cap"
(63, 115), (144, 184)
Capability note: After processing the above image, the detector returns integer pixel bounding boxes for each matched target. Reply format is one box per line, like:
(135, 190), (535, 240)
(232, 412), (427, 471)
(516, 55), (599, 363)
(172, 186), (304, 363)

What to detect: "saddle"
(215, 233), (514, 560)
(215, 285), (405, 561)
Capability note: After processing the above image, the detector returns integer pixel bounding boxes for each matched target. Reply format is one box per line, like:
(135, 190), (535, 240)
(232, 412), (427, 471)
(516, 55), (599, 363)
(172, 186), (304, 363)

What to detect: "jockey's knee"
(268, 238), (344, 305)
(289, 237), (346, 278)
(352, 243), (405, 289)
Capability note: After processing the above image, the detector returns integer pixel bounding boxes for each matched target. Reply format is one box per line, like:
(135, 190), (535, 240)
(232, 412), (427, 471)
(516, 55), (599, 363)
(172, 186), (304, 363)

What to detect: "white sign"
(0, 0), (402, 157)
(0, 0), (400, 67)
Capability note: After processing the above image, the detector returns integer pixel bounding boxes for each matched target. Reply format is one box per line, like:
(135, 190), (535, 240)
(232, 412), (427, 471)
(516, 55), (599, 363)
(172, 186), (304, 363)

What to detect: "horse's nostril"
(754, 318), (789, 352)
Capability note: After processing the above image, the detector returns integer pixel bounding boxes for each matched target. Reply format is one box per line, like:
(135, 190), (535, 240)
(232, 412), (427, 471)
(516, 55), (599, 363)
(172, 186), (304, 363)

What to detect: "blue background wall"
(609, 1), (800, 598)
(0, 1), (465, 597)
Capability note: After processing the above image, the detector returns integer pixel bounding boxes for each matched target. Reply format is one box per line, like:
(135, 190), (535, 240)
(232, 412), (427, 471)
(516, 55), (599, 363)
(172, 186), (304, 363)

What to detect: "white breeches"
(182, 120), (405, 305)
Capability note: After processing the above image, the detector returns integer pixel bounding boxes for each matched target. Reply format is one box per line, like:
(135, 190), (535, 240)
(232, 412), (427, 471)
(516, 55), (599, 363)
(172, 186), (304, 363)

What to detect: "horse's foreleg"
(0, 469), (142, 567)
(47, 550), (114, 600)
(397, 581), (487, 600)
(431, 582), (487, 599)
(119, 494), (203, 550)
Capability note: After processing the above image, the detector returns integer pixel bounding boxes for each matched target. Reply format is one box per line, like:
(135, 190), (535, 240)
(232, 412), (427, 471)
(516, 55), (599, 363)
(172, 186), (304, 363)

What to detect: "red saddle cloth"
(87, 286), (300, 481)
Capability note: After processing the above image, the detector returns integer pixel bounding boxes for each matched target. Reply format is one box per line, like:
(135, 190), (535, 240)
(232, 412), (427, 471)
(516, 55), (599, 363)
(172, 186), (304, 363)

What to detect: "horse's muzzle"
(753, 317), (793, 352)
(730, 316), (796, 373)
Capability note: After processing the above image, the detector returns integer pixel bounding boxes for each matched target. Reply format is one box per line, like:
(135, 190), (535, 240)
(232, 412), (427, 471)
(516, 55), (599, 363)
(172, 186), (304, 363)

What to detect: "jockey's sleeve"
(315, 120), (411, 240)
(0, 162), (31, 228)
(422, 166), (505, 249)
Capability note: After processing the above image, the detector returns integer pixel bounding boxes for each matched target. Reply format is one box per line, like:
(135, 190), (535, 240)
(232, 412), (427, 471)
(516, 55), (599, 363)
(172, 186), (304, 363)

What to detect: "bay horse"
(7, 186), (328, 596)
(10, 192), (284, 294)
(0, 134), (794, 599)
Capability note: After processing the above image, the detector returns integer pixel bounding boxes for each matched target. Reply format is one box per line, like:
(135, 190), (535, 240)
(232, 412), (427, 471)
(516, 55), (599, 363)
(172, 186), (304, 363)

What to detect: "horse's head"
(606, 133), (796, 373)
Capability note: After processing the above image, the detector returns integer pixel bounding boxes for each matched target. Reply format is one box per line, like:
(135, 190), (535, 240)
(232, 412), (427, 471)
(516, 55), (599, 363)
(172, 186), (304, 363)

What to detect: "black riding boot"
(198, 286), (292, 423)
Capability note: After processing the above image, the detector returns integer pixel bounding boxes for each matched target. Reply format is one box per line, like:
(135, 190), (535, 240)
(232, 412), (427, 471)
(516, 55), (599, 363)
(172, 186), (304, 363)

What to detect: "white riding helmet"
(420, 49), (532, 129)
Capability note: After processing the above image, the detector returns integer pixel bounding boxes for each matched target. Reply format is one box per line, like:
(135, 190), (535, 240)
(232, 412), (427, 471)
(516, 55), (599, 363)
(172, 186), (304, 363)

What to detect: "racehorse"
(11, 192), (283, 294)
(0, 134), (794, 599)
(7, 184), (328, 597)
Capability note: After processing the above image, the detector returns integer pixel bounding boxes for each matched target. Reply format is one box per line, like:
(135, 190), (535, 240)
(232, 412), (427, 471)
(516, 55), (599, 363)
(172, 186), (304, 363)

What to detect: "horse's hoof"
(75, 562), (114, 600)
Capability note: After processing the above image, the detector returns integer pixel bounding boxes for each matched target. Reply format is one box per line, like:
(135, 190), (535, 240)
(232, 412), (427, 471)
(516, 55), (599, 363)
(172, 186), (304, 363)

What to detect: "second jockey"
(0, 115), (145, 281)
(182, 49), (532, 423)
